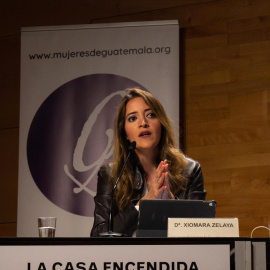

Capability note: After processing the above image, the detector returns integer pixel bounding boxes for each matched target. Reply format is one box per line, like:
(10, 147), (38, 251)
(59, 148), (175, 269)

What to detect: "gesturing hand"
(142, 160), (174, 200)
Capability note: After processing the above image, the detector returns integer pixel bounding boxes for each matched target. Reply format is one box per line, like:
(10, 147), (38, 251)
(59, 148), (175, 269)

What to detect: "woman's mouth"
(139, 131), (151, 137)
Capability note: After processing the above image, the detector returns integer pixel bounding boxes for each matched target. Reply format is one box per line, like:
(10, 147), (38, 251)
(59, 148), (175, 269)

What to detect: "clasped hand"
(143, 160), (174, 200)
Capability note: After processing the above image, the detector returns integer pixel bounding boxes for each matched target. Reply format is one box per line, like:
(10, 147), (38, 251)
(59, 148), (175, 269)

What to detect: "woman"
(90, 88), (206, 237)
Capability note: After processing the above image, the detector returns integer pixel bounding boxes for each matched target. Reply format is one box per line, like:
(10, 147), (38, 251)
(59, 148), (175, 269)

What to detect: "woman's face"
(124, 97), (162, 153)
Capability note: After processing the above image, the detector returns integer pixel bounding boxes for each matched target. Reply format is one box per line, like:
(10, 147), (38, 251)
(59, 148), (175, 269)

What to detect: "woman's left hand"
(137, 160), (174, 206)
(157, 160), (174, 199)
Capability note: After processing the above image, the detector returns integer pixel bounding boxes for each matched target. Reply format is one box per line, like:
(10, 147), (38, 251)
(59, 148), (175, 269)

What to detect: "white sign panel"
(168, 218), (239, 237)
(0, 244), (230, 270)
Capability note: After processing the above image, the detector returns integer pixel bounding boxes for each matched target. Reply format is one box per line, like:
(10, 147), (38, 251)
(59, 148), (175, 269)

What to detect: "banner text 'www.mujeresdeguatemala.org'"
(28, 46), (171, 60)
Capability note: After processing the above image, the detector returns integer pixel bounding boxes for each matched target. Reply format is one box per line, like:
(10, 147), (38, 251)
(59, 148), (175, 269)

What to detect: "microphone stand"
(99, 141), (136, 237)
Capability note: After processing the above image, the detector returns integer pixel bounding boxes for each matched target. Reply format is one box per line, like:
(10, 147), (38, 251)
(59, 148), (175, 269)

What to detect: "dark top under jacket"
(90, 157), (206, 237)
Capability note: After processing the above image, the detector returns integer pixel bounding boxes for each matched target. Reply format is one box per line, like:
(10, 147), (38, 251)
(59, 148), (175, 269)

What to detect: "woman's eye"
(127, 116), (137, 122)
(147, 112), (156, 118)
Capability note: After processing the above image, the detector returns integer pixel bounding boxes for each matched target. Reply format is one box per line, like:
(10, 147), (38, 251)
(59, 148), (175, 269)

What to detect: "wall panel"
(0, 129), (18, 223)
(0, 36), (20, 129)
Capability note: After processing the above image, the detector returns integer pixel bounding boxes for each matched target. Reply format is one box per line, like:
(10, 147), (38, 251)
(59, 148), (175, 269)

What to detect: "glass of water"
(38, 217), (56, 237)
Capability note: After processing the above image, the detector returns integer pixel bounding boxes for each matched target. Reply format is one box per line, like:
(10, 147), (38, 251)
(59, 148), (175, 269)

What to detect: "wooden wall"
(1, 0), (270, 237)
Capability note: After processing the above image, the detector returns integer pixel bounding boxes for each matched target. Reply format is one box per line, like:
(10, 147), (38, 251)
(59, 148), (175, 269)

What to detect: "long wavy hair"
(112, 88), (187, 210)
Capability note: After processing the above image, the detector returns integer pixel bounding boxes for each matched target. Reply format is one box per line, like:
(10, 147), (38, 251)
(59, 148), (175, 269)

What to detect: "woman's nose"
(140, 118), (149, 127)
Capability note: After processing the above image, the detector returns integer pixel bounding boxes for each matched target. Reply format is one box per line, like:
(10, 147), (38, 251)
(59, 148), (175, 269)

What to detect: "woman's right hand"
(138, 160), (174, 205)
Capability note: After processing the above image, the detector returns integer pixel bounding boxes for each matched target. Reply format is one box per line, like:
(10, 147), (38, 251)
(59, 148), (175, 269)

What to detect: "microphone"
(99, 141), (136, 237)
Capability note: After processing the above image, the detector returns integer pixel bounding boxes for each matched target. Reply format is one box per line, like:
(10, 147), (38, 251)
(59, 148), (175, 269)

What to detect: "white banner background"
(18, 21), (180, 237)
(0, 244), (230, 270)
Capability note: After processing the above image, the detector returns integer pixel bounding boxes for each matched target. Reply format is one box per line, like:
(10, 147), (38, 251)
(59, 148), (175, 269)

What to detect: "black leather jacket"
(90, 157), (206, 237)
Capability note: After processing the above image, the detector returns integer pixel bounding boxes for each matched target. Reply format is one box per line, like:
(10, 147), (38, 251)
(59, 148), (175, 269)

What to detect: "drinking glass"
(38, 217), (56, 237)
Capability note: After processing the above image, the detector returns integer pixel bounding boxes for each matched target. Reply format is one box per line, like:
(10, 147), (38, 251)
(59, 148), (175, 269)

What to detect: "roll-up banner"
(18, 21), (180, 236)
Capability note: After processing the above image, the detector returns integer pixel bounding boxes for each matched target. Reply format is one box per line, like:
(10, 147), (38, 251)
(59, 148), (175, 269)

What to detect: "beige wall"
(1, 0), (270, 237)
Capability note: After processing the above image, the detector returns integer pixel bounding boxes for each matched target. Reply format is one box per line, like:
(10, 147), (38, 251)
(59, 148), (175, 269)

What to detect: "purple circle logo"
(27, 73), (146, 217)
